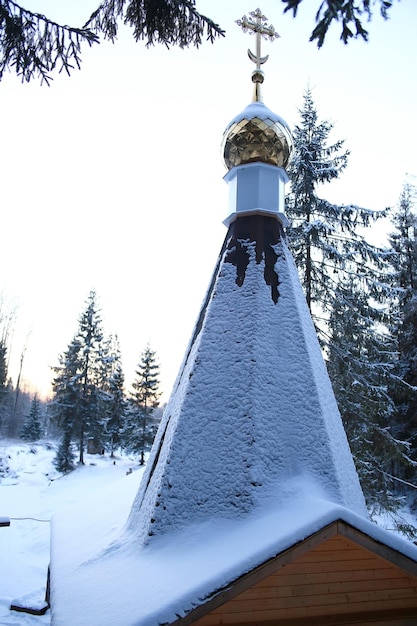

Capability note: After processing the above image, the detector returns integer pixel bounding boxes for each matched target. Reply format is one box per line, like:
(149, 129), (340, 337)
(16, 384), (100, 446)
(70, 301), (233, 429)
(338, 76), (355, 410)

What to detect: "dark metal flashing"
(225, 214), (285, 304)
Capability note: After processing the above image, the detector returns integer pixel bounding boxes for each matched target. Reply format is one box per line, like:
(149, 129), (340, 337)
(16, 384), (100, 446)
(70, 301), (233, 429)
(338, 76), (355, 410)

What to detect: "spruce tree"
(124, 345), (160, 465)
(54, 429), (76, 474)
(0, 338), (7, 429)
(285, 90), (415, 522)
(0, 337), (7, 392)
(0, 1), (223, 84)
(389, 184), (417, 301)
(52, 291), (108, 466)
(388, 185), (417, 479)
(286, 88), (389, 340)
(21, 395), (43, 441)
(74, 290), (105, 462)
(327, 280), (414, 527)
(282, 0), (396, 47)
(0, 296), (16, 435)
(52, 336), (82, 472)
(395, 296), (417, 451)
(104, 336), (127, 458)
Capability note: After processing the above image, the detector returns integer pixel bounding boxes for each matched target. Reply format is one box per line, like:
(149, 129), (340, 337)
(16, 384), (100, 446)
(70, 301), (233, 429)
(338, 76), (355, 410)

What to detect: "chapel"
(50, 10), (417, 626)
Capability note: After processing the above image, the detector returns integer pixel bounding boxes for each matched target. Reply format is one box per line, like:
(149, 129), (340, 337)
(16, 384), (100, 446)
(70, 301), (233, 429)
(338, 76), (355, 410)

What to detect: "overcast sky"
(0, 0), (416, 402)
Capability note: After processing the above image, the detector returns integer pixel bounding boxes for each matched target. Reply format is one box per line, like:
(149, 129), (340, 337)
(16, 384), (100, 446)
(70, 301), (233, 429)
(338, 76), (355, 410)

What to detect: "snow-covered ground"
(0, 440), (145, 625)
(2, 440), (417, 626)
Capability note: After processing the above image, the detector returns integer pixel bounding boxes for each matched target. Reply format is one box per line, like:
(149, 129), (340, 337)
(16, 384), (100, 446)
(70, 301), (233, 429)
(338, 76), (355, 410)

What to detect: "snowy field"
(0, 440), (145, 625)
(2, 440), (417, 626)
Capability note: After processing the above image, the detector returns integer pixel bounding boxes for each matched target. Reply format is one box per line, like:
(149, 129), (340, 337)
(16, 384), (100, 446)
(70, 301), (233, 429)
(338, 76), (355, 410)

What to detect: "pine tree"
(52, 336), (82, 472)
(327, 280), (415, 527)
(21, 395), (43, 441)
(0, 1), (224, 84)
(0, 337), (7, 391)
(395, 296), (417, 449)
(52, 291), (108, 467)
(0, 295), (16, 435)
(104, 336), (127, 458)
(388, 185), (417, 479)
(0, 337), (7, 429)
(54, 429), (76, 474)
(282, 0), (395, 47)
(286, 88), (389, 342)
(74, 291), (105, 463)
(285, 90), (416, 523)
(389, 184), (417, 301)
(124, 345), (160, 464)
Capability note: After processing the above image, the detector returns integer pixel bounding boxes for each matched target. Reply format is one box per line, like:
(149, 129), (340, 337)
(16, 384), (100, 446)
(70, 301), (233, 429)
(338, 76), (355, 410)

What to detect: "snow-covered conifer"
(123, 345), (160, 465)
(0, 338), (8, 429)
(286, 88), (389, 338)
(52, 336), (82, 470)
(286, 91), (417, 526)
(21, 395), (43, 441)
(104, 336), (127, 457)
(327, 280), (415, 530)
(54, 430), (76, 474)
(0, 338), (7, 395)
(388, 185), (417, 491)
(52, 291), (109, 466)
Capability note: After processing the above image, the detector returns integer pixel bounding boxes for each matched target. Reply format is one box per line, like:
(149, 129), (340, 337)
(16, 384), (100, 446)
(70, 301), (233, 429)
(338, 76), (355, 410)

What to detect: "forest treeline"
(0, 290), (161, 474)
(1, 89), (417, 536)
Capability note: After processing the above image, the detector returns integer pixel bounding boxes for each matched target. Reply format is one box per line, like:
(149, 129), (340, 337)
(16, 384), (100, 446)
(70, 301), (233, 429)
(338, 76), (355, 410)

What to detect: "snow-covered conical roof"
(124, 12), (366, 543)
(126, 213), (367, 544)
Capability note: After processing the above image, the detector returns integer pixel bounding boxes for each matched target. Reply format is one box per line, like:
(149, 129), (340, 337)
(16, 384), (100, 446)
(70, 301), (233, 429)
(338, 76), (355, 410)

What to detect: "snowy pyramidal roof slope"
(124, 214), (367, 545)
(51, 55), (372, 623)
(50, 212), (375, 626)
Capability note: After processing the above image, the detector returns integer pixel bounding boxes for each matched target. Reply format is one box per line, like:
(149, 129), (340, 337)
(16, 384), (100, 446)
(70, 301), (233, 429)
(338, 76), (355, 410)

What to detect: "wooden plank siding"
(177, 522), (417, 626)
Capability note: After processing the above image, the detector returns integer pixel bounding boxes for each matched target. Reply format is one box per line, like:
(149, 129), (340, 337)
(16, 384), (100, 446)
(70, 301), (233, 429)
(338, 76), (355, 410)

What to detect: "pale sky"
(0, 0), (416, 402)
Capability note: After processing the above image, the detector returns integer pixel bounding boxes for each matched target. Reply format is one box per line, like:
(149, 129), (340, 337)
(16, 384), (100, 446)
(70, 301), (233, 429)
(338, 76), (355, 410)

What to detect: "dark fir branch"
(84, 0), (224, 47)
(282, 0), (395, 47)
(0, 0), (99, 83)
(0, 0), (224, 84)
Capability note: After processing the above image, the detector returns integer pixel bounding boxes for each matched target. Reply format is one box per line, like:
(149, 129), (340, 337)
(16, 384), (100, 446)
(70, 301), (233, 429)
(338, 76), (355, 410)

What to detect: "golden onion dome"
(222, 101), (293, 171)
(223, 10), (293, 172)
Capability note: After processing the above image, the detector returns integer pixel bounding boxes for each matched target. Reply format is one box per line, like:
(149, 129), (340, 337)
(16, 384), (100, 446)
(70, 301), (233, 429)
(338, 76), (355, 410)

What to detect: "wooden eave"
(171, 520), (417, 626)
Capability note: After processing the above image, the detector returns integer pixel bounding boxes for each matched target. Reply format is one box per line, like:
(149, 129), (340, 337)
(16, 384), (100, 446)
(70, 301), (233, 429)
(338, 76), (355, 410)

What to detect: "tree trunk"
(79, 426), (85, 464)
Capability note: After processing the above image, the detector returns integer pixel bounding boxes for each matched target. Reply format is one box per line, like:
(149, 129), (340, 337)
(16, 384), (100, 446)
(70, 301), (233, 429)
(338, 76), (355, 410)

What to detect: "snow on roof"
(51, 469), (417, 626)
(123, 218), (367, 545)
(51, 217), (375, 624)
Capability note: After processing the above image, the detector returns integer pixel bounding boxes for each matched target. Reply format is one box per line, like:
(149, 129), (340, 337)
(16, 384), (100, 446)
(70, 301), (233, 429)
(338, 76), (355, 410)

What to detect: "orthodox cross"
(236, 8), (280, 71)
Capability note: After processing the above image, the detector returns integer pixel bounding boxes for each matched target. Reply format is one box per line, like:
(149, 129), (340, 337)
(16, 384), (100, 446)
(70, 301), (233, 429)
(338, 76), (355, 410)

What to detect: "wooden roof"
(174, 520), (417, 626)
